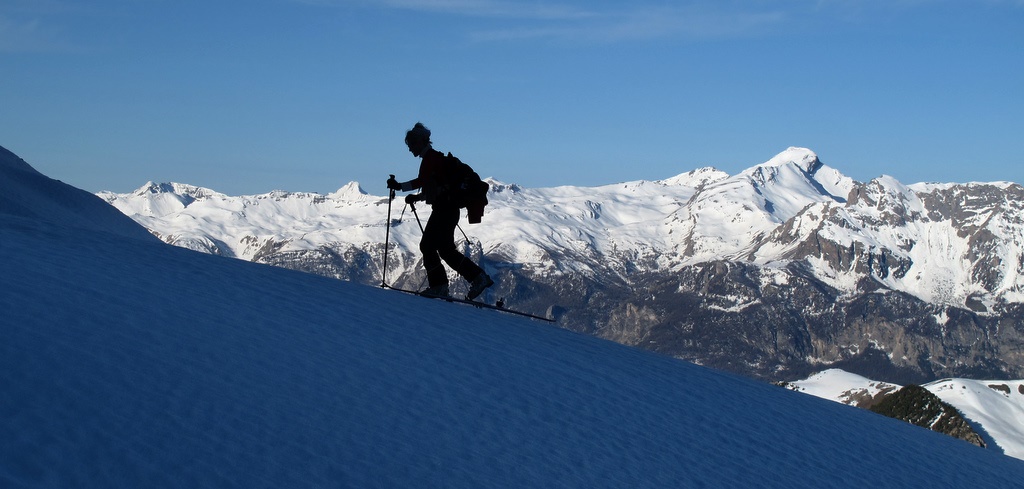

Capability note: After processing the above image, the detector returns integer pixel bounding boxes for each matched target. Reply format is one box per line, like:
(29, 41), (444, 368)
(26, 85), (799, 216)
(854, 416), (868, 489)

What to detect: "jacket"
(400, 149), (449, 206)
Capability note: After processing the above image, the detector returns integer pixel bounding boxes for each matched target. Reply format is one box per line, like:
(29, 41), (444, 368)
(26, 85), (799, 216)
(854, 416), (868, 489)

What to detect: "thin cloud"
(0, 0), (93, 53)
(304, 1), (790, 43)
(294, 0), (598, 20)
(294, 0), (1024, 43)
(470, 6), (788, 43)
(0, 14), (75, 53)
(386, 0), (597, 19)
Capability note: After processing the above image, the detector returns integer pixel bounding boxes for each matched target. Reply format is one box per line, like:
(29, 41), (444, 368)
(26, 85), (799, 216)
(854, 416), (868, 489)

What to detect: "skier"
(387, 122), (494, 300)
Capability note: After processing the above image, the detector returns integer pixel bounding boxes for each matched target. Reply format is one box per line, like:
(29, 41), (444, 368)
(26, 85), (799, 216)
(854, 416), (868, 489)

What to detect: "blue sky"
(2, 0), (1022, 195)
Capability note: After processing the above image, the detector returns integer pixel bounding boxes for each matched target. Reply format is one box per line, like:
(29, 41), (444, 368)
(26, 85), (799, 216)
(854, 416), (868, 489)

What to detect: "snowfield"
(4, 144), (1024, 487)
(928, 378), (1024, 459)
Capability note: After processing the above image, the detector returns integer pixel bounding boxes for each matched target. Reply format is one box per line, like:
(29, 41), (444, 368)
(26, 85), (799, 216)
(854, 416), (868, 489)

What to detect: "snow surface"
(0, 146), (157, 242)
(927, 378), (1024, 460)
(788, 369), (900, 406)
(5, 147), (1024, 487)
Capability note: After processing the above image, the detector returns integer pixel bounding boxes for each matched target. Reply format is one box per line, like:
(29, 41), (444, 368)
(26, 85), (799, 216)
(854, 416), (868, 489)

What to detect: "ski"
(383, 285), (555, 323)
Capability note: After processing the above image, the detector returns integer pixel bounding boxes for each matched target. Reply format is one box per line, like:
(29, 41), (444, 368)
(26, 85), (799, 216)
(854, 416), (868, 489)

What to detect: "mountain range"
(98, 147), (1024, 383)
(5, 143), (1024, 487)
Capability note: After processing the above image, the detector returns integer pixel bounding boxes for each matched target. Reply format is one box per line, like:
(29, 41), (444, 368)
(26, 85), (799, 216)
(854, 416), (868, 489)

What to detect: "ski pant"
(420, 205), (483, 287)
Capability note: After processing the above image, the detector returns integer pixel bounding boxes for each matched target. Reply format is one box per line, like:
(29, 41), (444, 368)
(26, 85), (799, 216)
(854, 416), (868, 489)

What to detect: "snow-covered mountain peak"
(867, 174), (916, 197)
(328, 181), (369, 200)
(136, 182), (174, 195)
(850, 175), (926, 218)
(133, 181), (222, 199)
(663, 149), (858, 263)
(485, 179), (521, 195)
(103, 182), (220, 218)
(741, 147), (857, 202)
(762, 146), (823, 174)
(726, 148), (853, 204)
(658, 167), (729, 188)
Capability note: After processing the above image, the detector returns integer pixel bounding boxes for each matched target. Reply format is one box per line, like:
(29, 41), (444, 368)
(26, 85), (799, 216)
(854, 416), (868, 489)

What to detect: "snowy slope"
(4, 150), (1024, 487)
(0, 145), (157, 242)
(789, 369), (1024, 461)
(927, 378), (1024, 460)
(787, 369), (901, 408)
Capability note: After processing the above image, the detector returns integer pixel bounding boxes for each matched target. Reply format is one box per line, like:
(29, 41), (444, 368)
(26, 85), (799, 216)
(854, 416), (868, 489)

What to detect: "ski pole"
(381, 175), (396, 288)
(409, 201), (425, 233)
(456, 223), (470, 246)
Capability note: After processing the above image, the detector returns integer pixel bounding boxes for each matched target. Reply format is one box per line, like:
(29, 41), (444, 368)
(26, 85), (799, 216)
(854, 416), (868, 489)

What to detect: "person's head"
(405, 122), (431, 157)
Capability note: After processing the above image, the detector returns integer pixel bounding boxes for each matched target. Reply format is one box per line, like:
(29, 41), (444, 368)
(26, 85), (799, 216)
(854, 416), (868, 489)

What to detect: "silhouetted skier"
(387, 122), (494, 299)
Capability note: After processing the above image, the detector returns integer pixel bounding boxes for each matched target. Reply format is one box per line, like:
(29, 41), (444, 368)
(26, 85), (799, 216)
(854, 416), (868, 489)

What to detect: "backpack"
(439, 152), (489, 223)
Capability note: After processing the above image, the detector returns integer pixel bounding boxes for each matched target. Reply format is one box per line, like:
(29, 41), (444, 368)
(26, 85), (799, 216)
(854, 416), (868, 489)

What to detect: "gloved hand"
(386, 176), (401, 191)
(405, 193), (422, 205)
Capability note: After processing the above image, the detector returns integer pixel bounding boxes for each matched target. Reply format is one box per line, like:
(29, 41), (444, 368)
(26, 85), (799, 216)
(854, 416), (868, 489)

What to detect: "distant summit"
(328, 181), (373, 201)
(658, 167), (729, 188)
(761, 146), (823, 174)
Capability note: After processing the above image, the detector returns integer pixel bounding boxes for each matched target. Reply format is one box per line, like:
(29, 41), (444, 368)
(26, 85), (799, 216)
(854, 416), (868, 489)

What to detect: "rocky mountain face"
(869, 385), (986, 448)
(597, 261), (1024, 384)
(99, 148), (1024, 383)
